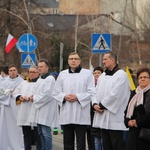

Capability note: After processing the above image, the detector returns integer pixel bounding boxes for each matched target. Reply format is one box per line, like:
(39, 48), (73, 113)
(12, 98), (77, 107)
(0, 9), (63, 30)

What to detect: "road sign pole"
(99, 54), (102, 67)
(27, 34), (29, 53)
(59, 43), (64, 72)
(28, 0), (31, 33)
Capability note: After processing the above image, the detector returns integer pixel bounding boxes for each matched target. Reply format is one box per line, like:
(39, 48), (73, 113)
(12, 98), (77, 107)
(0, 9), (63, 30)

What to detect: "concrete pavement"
(32, 131), (89, 150)
(32, 132), (64, 150)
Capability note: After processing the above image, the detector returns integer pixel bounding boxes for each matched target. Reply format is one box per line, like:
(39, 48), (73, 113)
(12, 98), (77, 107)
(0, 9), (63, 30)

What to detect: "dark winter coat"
(124, 89), (150, 150)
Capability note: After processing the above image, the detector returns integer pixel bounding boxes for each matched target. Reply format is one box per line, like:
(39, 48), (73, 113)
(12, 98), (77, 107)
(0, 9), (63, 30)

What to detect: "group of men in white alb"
(0, 60), (58, 150)
(0, 51), (130, 150)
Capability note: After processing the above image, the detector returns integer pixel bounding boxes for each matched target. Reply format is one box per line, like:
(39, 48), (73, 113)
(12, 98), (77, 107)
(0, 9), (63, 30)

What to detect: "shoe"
(53, 131), (58, 135)
(61, 130), (63, 134)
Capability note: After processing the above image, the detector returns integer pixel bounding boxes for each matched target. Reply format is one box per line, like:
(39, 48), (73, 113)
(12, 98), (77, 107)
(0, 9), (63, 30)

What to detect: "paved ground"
(52, 132), (64, 150)
(0, 108), (88, 150)
(32, 131), (89, 150)
(32, 132), (63, 150)
(0, 107), (63, 150)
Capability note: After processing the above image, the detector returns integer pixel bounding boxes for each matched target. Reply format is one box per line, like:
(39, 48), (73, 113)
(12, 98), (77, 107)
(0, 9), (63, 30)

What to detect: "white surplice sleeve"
(0, 81), (12, 105)
(33, 76), (55, 109)
(100, 71), (130, 114)
(12, 81), (24, 99)
(76, 72), (96, 108)
(52, 73), (66, 107)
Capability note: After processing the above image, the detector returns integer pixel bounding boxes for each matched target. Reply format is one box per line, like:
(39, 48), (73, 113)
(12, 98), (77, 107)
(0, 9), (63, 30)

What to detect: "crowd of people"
(0, 51), (150, 150)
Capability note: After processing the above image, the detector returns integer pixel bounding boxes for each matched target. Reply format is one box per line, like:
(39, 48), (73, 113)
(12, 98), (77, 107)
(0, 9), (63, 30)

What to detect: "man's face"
(38, 62), (49, 75)
(28, 68), (39, 80)
(9, 67), (18, 78)
(68, 54), (81, 70)
(102, 54), (114, 70)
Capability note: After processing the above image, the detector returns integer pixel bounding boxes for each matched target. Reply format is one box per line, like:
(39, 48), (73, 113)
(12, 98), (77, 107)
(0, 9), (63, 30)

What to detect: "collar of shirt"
(105, 64), (120, 76)
(41, 72), (50, 79)
(29, 77), (39, 82)
(69, 66), (82, 73)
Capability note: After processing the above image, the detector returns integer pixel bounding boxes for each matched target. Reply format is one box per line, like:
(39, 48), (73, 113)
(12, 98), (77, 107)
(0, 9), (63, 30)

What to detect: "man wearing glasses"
(53, 52), (95, 150)
(13, 66), (41, 150)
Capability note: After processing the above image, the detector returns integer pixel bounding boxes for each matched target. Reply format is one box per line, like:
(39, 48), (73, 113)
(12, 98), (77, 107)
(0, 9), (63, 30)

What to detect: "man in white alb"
(0, 65), (24, 150)
(92, 51), (130, 150)
(29, 59), (58, 150)
(53, 52), (95, 150)
(13, 66), (41, 150)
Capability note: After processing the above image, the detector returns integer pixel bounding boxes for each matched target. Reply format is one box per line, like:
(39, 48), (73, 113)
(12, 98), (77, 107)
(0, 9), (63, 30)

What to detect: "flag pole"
(126, 66), (136, 91)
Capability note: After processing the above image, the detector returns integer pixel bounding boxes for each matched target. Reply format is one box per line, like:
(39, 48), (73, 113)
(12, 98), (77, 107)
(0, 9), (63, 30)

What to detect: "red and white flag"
(5, 34), (18, 53)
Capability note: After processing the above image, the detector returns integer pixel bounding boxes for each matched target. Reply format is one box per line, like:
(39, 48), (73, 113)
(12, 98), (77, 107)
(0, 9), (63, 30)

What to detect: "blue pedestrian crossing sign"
(92, 34), (111, 53)
(21, 53), (36, 68)
(18, 33), (38, 53)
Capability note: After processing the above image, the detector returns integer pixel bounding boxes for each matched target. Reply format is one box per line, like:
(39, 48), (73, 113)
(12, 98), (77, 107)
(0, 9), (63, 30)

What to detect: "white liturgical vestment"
(30, 75), (59, 127)
(0, 75), (24, 150)
(93, 70), (130, 130)
(13, 80), (37, 126)
(53, 68), (95, 125)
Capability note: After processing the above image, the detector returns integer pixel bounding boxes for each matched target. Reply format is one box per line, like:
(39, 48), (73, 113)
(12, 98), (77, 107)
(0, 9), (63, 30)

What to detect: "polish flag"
(5, 34), (18, 53)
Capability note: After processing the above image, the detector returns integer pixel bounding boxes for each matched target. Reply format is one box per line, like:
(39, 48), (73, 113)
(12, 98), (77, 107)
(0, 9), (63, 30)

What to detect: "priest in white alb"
(53, 52), (96, 150)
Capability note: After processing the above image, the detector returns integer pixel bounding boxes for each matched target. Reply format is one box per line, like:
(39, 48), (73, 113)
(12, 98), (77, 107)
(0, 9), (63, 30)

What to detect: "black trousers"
(102, 129), (123, 150)
(22, 126), (41, 150)
(86, 125), (95, 150)
(62, 124), (87, 150)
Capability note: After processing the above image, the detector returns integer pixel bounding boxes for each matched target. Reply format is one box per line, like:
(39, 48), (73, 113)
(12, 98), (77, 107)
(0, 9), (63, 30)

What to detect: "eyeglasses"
(68, 58), (80, 60)
(138, 76), (150, 79)
(29, 71), (38, 74)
